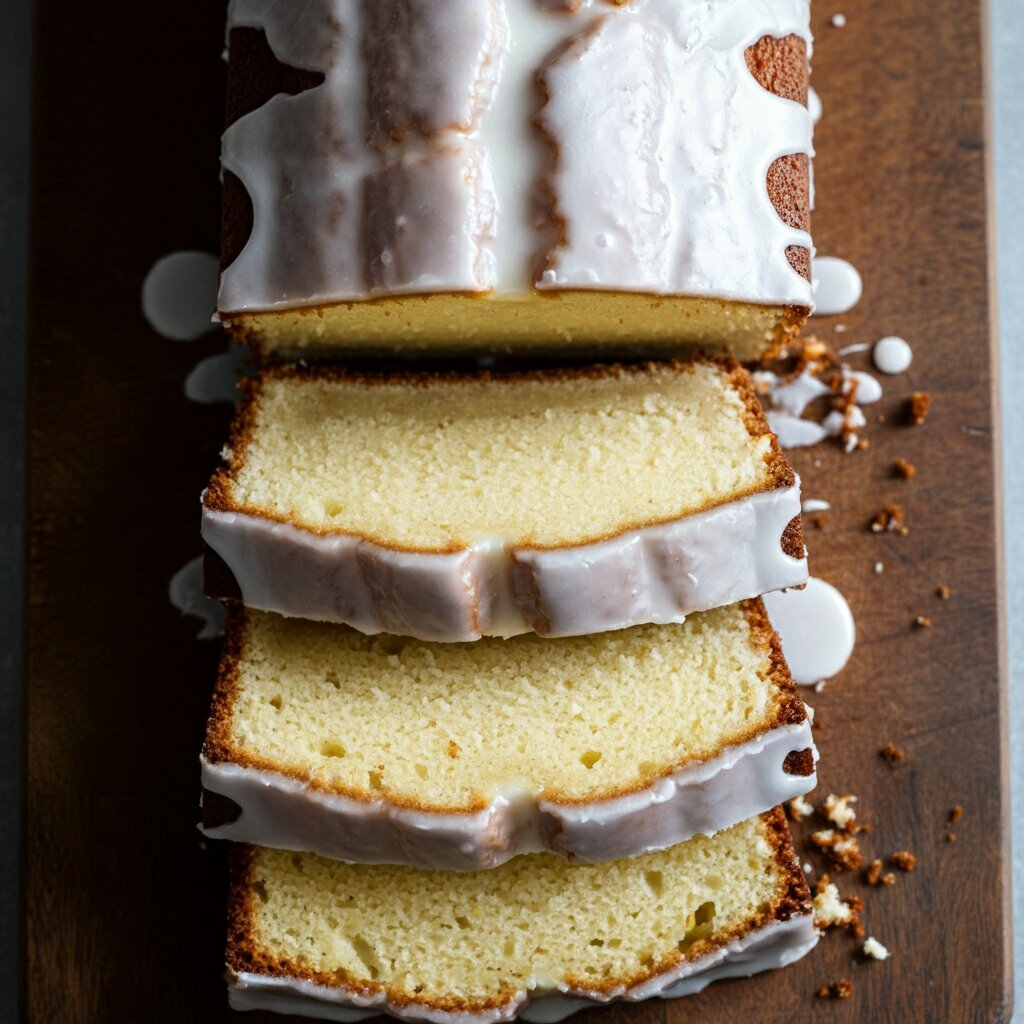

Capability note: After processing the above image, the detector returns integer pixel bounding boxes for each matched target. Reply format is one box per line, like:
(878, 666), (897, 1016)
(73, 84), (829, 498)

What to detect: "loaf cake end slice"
(226, 810), (817, 1024)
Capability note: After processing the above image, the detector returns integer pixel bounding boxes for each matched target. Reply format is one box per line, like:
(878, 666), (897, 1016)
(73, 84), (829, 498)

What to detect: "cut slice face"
(226, 811), (818, 1024)
(201, 600), (816, 870)
(202, 358), (807, 641)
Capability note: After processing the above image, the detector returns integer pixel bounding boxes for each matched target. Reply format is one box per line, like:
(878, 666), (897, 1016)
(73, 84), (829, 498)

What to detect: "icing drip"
(184, 344), (253, 405)
(219, 0), (813, 309)
(142, 251), (219, 341)
(756, 362), (881, 451)
(812, 255), (862, 316)
(169, 557), (225, 639)
(762, 577), (855, 686)
(873, 336), (913, 374)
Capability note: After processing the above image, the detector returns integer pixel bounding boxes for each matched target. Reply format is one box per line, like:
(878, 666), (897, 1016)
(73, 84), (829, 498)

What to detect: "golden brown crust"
(203, 598), (807, 814)
(226, 808), (812, 1010)
(204, 357), (800, 555)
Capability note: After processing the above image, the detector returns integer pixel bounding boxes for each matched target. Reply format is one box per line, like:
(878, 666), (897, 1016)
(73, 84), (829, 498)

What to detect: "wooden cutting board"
(24, 0), (1009, 1021)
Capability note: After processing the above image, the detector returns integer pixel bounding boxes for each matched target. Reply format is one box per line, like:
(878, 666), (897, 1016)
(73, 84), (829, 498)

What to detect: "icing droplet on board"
(762, 577), (855, 686)
(812, 256), (862, 316)
(185, 345), (253, 405)
(169, 556), (225, 640)
(142, 251), (220, 341)
(873, 336), (913, 374)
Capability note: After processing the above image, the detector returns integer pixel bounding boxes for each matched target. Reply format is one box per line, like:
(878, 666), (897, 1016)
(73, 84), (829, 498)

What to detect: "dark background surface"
(5, 0), (1024, 1022)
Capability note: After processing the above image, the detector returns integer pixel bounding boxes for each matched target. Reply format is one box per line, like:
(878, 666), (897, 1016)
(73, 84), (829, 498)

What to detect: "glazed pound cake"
(201, 601), (817, 870)
(227, 811), (817, 1023)
(219, 0), (813, 359)
(202, 358), (808, 642)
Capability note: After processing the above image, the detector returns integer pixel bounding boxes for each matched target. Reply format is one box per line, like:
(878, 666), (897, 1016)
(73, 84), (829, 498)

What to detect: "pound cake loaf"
(227, 811), (817, 1023)
(202, 358), (807, 642)
(201, 601), (816, 870)
(219, 0), (813, 359)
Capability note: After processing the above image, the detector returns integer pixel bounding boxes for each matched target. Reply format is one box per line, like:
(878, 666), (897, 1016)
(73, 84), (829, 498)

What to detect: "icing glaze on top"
(219, 0), (813, 311)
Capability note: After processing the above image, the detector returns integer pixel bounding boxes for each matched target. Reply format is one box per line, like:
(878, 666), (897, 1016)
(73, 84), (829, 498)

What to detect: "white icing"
(766, 411), (827, 448)
(201, 718), (816, 870)
(228, 914), (819, 1024)
(811, 256), (862, 316)
(830, 13), (847, 27)
(219, 0), (813, 311)
(168, 557), (225, 639)
(808, 85), (822, 124)
(843, 369), (882, 404)
(873, 335), (913, 374)
(801, 499), (830, 513)
(142, 251), (219, 341)
(201, 482), (807, 642)
(837, 341), (870, 356)
(762, 576), (855, 686)
(184, 344), (253, 405)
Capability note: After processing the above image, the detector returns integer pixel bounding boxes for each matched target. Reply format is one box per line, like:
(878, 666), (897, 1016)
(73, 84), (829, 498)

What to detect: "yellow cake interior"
(223, 291), (800, 363)
(215, 360), (785, 551)
(210, 603), (796, 809)
(235, 814), (791, 999)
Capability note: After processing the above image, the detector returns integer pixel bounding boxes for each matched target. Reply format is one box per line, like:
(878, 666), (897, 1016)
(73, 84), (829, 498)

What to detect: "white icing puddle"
(757, 363), (882, 452)
(801, 499), (830, 513)
(185, 344), (253, 405)
(142, 251), (220, 341)
(873, 336), (913, 374)
(812, 256), (862, 316)
(763, 578), (855, 686)
(169, 556), (225, 639)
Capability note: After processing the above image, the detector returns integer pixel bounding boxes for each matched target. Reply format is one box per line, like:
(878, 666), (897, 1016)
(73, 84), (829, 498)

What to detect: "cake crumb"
(891, 850), (917, 872)
(857, 437), (870, 450)
(948, 805), (964, 826)
(812, 878), (856, 929)
(880, 742), (906, 764)
(820, 794), (858, 830)
(811, 829), (864, 871)
(863, 937), (890, 961)
(865, 859), (884, 886)
(936, 585), (952, 600)
(870, 504), (908, 535)
(914, 615), (932, 629)
(813, 514), (827, 530)
(788, 795), (815, 822)
(818, 979), (854, 999)
(946, 832), (958, 843)
(894, 457), (917, 478)
(908, 391), (932, 425)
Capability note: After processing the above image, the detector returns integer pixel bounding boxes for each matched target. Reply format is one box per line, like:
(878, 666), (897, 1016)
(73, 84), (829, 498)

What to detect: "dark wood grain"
(24, 1), (1009, 1023)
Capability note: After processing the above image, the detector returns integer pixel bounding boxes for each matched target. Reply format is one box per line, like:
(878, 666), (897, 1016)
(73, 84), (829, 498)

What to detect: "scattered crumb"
(811, 829), (864, 871)
(874, 561), (885, 575)
(936, 585), (951, 600)
(870, 504), (908, 535)
(948, 805), (964, 826)
(830, 13), (847, 27)
(891, 850), (917, 872)
(813, 514), (827, 530)
(909, 391), (932, 425)
(946, 832), (958, 843)
(865, 859), (883, 886)
(863, 937), (891, 961)
(914, 615), (932, 629)
(880, 742), (906, 764)
(857, 437), (870, 450)
(818, 979), (854, 999)
(788, 795), (815, 822)
(820, 794), (858, 830)
(894, 457), (917, 478)
(812, 879), (854, 928)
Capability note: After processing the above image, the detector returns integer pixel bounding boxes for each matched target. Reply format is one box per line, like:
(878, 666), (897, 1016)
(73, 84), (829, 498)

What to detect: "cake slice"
(201, 601), (816, 870)
(226, 811), (818, 1023)
(218, 0), (812, 359)
(202, 358), (807, 642)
